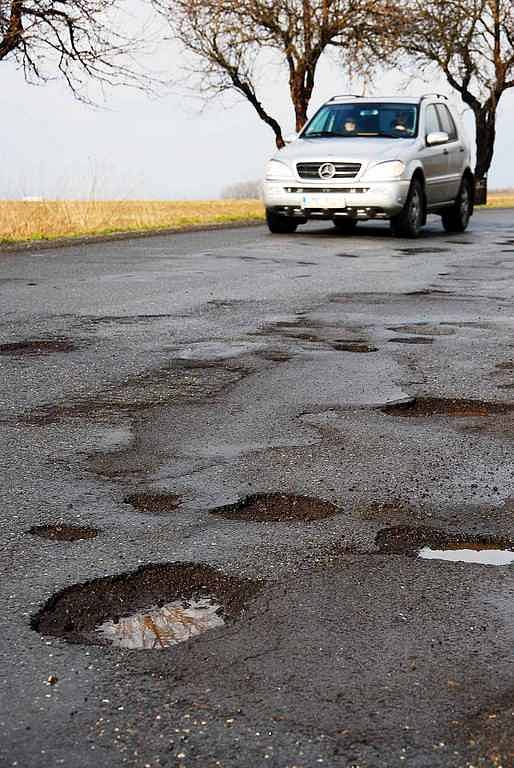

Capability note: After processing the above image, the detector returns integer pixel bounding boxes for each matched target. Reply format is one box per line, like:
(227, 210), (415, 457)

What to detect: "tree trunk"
(474, 106), (497, 184)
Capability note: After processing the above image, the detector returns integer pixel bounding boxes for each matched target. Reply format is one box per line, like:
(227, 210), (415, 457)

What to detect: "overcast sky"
(1, 13), (513, 200)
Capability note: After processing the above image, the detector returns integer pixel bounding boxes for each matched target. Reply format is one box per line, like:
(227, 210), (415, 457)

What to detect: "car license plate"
(302, 193), (346, 209)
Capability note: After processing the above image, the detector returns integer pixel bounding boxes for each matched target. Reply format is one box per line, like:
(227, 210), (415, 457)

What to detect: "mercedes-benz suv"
(262, 94), (474, 238)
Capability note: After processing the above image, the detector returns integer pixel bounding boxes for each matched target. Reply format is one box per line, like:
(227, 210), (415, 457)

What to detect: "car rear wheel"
(390, 179), (424, 238)
(441, 176), (473, 233)
(333, 218), (357, 234)
(266, 210), (299, 234)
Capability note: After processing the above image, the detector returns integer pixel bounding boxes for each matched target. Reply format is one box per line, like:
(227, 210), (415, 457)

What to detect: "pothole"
(381, 397), (514, 418)
(27, 524), (99, 541)
(210, 493), (340, 522)
(31, 562), (261, 648)
(123, 493), (182, 514)
(387, 323), (455, 336)
(256, 350), (292, 362)
(330, 342), (378, 353)
(376, 526), (514, 565)
(0, 338), (75, 355)
(395, 247), (450, 256)
(388, 337), (434, 345)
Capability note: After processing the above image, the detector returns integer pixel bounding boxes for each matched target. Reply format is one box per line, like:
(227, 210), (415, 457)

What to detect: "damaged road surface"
(2, 210), (514, 767)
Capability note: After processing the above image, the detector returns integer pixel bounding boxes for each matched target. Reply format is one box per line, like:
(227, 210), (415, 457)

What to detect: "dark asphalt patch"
(210, 493), (340, 522)
(330, 342), (378, 353)
(0, 338), (75, 355)
(27, 524), (99, 541)
(123, 493), (182, 514)
(381, 397), (514, 418)
(376, 525), (514, 556)
(32, 562), (261, 647)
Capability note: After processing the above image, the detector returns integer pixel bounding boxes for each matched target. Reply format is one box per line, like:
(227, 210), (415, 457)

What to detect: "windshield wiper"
(302, 131), (343, 138)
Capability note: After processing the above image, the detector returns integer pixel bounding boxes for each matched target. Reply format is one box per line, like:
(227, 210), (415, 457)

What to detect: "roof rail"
(327, 94), (361, 102)
(420, 92), (448, 101)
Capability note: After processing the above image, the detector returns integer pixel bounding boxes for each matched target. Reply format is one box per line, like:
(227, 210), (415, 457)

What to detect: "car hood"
(276, 137), (418, 167)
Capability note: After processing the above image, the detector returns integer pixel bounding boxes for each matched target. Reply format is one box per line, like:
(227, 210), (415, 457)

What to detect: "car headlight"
(265, 160), (294, 181)
(364, 160), (405, 181)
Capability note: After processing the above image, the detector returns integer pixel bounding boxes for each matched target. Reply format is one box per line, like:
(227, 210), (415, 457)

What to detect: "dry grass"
(484, 189), (514, 208)
(0, 199), (265, 244)
(0, 189), (512, 244)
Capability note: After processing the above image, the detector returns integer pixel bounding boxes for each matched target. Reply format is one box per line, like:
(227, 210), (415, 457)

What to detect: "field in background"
(0, 193), (512, 244)
(485, 189), (514, 208)
(0, 200), (265, 244)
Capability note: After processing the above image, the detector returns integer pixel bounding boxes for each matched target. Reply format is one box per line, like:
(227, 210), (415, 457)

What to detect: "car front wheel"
(390, 179), (424, 238)
(441, 176), (473, 233)
(266, 210), (299, 234)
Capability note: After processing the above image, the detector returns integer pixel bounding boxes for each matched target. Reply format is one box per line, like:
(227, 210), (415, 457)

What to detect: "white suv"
(262, 95), (474, 238)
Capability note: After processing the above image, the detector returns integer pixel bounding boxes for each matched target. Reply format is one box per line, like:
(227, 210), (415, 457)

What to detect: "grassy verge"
(0, 200), (265, 244)
(482, 190), (514, 208)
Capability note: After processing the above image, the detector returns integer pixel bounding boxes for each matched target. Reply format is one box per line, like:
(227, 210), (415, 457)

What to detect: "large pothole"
(376, 526), (514, 565)
(27, 524), (99, 541)
(123, 493), (182, 514)
(210, 493), (340, 522)
(0, 338), (75, 355)
(381, 397), (514, 418)
(32, 562), (261, 648)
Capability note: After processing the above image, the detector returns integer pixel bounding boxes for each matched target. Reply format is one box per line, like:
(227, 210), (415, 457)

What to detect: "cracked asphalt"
(1, 210), (514, 768)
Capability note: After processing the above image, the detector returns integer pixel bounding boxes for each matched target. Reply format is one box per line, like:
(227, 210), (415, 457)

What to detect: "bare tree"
(0, 0), (151, 98)
(152, 0), (388, 148)
(221, 179), (261, 199)
(390, 0), (514, 188)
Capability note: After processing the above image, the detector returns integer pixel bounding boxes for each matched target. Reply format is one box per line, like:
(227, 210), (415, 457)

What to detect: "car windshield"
(302, 102), (419, 139)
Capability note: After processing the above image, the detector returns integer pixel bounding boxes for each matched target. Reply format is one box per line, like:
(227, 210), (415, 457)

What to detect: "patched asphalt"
(1, 211), (514, 767)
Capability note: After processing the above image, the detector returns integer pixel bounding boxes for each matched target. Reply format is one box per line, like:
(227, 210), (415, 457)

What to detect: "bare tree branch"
(152, 0), (389, 148)
(0, 0), (157, 101)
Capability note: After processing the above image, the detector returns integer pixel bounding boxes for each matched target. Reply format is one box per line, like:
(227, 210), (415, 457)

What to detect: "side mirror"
(284, 132), (299, 144)
(426, 131), (449, 146)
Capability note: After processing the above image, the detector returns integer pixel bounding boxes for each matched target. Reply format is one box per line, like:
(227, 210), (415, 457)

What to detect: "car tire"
(333, 218), (357, 234)
(266, 210), (298, 234)
(441, 176), (473, 233)
(390, 178), (424, 238)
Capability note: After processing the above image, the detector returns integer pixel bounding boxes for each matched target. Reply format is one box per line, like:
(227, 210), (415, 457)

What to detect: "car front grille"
(296, 162), (361, 179)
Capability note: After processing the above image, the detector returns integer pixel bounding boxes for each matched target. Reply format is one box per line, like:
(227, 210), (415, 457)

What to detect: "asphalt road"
(1, 210), (514, 768)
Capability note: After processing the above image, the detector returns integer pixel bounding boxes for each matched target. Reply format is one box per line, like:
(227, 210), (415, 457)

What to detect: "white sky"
(1, 9), (513, 200)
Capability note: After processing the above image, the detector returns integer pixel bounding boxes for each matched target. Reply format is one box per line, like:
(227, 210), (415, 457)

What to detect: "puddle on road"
(376, 525), (514, 561)
(124, 493), (182, 514)
(419, 547), (514, 566)
(27, 524), (99, 541)
(381, 397), (514, 418)
(96, 597), (224, 649)
(32, 562), (261, 647)
(0, 338), (75, 355)
(211, 493), (340, 522)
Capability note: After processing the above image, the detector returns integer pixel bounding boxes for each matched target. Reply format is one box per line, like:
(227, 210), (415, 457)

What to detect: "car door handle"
(459, 147), (465, 152)
(443, 149), (449, 155)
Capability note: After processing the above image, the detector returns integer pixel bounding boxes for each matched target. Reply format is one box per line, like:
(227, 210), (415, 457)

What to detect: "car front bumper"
(262, 179), (411, 220)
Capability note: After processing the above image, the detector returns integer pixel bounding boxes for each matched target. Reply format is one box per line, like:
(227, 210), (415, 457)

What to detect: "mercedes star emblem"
(318, 162), (336, 179)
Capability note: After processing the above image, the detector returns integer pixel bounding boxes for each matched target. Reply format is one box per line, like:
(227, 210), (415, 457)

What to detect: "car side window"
(435, 104), (458, 141)
(425, 105), (441, 139)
